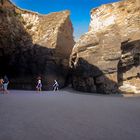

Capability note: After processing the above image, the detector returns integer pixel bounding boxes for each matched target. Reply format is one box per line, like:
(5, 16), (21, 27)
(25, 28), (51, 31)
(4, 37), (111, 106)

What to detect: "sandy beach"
(0, 89), (140, 140)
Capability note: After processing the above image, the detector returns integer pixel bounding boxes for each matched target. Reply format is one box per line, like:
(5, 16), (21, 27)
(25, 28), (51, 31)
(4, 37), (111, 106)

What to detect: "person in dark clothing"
(3, 75), (9, 94)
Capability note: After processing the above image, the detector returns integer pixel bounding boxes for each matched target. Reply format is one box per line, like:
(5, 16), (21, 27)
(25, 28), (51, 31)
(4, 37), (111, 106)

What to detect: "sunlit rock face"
(70, 0), (140, 94)
(0, 0), (75, 89)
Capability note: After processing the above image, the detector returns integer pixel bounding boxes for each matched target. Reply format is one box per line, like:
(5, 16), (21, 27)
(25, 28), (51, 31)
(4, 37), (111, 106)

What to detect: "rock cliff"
(0, 0), (75, 89)
(70, 0), (140, 94)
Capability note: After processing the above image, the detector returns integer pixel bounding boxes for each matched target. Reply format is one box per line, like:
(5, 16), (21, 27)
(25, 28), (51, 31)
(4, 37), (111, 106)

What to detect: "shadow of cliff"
(0, 4), (70, 90)
(68, 39), (140, 94)
(70, 58), (120, 94)
(4, 44), (69, 90)
(117, 39), (140, 86)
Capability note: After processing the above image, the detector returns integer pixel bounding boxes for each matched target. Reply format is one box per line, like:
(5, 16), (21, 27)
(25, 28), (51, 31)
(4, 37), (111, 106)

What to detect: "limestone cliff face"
(0, 0), (75, 89)
(70, 0), (140, 94)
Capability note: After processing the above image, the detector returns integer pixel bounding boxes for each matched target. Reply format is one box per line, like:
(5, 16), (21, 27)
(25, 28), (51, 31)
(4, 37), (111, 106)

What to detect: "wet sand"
(0, 90), (140, 140)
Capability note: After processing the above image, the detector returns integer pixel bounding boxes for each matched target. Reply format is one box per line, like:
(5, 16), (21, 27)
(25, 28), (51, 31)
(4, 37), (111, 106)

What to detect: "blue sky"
(11, 0), (120, 40)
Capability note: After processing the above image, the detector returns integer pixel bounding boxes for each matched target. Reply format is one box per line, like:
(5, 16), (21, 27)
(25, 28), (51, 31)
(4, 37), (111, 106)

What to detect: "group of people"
(0, 75), (59, 93)
(0, 75), (9, 94)
(36, 77), (59, 92)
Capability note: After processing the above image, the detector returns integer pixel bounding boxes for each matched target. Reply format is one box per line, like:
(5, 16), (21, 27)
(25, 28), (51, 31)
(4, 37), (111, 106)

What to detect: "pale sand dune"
(0, 89), (140, 140)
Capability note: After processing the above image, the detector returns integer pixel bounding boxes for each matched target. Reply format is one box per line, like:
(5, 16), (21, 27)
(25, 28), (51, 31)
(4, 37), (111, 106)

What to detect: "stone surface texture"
(0, 0), (75, 89)
(70, 0), (140, 94)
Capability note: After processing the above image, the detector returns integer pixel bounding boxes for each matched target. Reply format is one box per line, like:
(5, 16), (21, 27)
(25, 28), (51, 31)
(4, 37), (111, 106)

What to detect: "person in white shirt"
(36, 78), (42, 91)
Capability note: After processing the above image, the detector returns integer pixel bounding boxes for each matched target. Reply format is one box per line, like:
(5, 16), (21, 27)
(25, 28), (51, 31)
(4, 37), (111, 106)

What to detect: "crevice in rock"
(117, 40), (140, 93)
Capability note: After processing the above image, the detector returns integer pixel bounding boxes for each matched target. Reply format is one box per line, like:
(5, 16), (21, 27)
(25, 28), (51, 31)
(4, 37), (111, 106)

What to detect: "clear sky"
(11, 0), (120, 40)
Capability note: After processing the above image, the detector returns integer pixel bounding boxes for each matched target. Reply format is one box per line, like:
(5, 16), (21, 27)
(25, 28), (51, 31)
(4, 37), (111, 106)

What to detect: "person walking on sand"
(3, 75), (9, 94)
(53, 80), (59, 91)
(36, 76), (42, 91)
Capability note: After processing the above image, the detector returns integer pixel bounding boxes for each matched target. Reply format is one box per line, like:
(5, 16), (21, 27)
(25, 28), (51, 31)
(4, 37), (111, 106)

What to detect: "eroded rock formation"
(70, 0), (140, 94)
(0, 0), (75, 89)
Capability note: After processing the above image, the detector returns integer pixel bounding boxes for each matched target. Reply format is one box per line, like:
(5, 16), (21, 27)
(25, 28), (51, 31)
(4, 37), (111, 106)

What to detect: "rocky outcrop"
(0, 0), (75, 89)
(70, 0), (140, 94)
